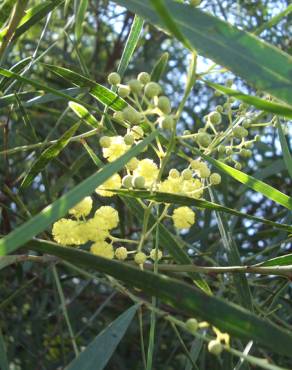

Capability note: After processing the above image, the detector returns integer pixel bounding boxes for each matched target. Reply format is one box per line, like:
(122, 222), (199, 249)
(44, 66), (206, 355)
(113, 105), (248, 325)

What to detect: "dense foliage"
(0, 0), (291, 369)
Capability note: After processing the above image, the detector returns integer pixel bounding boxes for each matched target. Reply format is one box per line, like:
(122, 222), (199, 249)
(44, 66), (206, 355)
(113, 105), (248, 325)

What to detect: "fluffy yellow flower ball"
(159, 177), (183, 194)
(95, 173), (121, 197)
(90, 241), (114, 259)
(52, 219), (86, 245)
(94, 206), (119, 230)
(102, 136), (130, 162)
(181, 178), (203, 199)
(81, 219), (110, 242)
(133, 159), (159, 187)
(172, 207), (195, 229)
(68, 196), (92, 218)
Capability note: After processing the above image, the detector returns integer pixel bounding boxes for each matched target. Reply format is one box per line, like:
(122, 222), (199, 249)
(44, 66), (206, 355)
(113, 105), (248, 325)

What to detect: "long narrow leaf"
(28, 240), (292, 359)
(113, 190), (292, 233)
(276, 121), (292, 179)
(112, 0), (292, 105)
(66, 305), (139, 370)
(197, 152), (292, 210)
(21, 122), (80, 188)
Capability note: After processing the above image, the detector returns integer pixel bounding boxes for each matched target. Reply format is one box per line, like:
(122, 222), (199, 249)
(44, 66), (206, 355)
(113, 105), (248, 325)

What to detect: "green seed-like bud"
(208, 340), (223, 355)
(239, 103), (248, 110)
(214, 90), (221, 97)
(145, 82), (161, 98)
(113, 111), (124, 122)
(124, 134), (134, 145)
(218, 145), (225, 154)
(235, 162), (242, 170)
(225, 148), (233, 155)
(183, 130), (191, 136)
(131, 125), (144, 139)
(233, 127), (248, 139)
(229, 97), (236, 104)
(209, 111), (222, 125)
(189, 0), (201, 6)
(132, 176), (145, 189)
(99, 136), (111, 148)
(123, 107), (142, 125)
(182, 169), (193, 180)
(137, 72), (151, 85)
(243, 119), (251, 129)
(126, 157), (139, 171)
(134, 252), (147, 265)
(128, 79), (143, 94)
(255, 134), (261, 142)
(156, 96), (171, 114)
(245, 141), (252, 149)
(149, 248), (162, 261)
(118, 85), (130, 98)
(122, 175), (133, 188)
(210, 173), (221, 185)
(107, 72), (121, 85)
(197, 132), (212, 147)
(198, 163), (210, 178)
(190, 160), (201, 170)
(169, 169), (180, 178)
(216, 105), (223, 113)
(185, 318), (198, 333)
(226, 78), (233, 87)
(159, 115), (174, 130)
(245, 149), (252, 158)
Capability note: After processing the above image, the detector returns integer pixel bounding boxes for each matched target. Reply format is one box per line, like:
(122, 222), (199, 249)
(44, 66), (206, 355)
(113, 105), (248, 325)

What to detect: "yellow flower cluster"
(52, 198), (120, 259)
(172, 207), (195, 229)
(102, 136), (130, 162)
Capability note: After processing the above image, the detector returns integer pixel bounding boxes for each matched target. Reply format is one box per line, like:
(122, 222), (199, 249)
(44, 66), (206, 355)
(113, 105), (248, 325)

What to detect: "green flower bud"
(185, 318), (198, 333)
(216, 105), (223, 113)
(239, 103), (248, 110)
(197, 132), (212, 147)
(113, 111), (124, 122)
(169, 169), (180, 178)
(182, 169), (193, 180)
(229, 97), (236, 104)
(225, 148), (233, 155)
(99, 136), (111, 148)
(122, 175), (133, 188)
(233, 127), (248, 139)
(210, 173), (221, 185)
(118, 85), (130, 98)
(183, 130), (191, 136)
(132, 176), (145, 189)
(245, 141), (252, 149)
(209, 111), (222, 125)
(134, 252), (147, 265)
(124, 134), (134, 145)
(255, 134), (261, 142)
(131, 126), (144, 140)
(208, 340), (223, 355)
(190, 160), (201, 170)
(123, 106), (142, 125)
(226, 78), (233, 87)
(149, 248), (163, 261)
(159, 115), (174, 130)
(217, 145), (225, 154)
(128, 79), (143, 94)
(156, 96), (171, 114)
(235, 162), (242, 170)
(137, 72), (151, 85)
(145, 82), (161, 98)
(243, 119), (251, 129)
(198, 163), (210, 178)
(190, 0), (201, 6)
(107, 72), (121, 85)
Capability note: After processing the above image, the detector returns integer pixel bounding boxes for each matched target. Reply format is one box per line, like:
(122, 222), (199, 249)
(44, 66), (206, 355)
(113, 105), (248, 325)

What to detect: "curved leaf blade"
(113, 190), (292, 233)
(21, 122), (80, 188)
(29, 240), (292, 359)
(112, 0), (292, 104)
(66, 305), (139, 370)
(197, 152), (292, 210)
